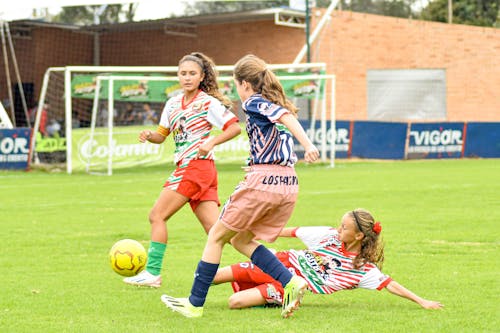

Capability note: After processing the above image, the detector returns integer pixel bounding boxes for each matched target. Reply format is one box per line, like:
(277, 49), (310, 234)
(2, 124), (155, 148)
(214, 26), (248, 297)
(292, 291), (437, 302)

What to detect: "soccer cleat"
(123, 270), (161, 288)
(281, 275), (308, 318)
(161, 295), (203, 318)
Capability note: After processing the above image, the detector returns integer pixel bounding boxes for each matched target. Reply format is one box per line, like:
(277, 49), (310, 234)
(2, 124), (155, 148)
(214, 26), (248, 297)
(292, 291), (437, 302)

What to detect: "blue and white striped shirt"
(242, 94), (298, 167)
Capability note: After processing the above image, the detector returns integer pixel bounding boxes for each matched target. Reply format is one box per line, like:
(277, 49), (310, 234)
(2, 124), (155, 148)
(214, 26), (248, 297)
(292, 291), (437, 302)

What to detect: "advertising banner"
(296, 120), (350, 159)
(407, 122), (465, 159)
(71, 74), (180, 102)
(463, 122), (500, 158)
(0, 128), (32, 170)
(351, 121), (407, 159)
(72, 126), (171, 171)
(71, 72), (325, 102)
(71, 125), (250, 172)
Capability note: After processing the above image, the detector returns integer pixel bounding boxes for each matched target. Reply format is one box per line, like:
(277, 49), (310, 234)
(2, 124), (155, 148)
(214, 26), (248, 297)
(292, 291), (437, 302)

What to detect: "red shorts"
(230, 251), (296, 305)
(164, 159), (219, 211)
(219, 165), (298, 242)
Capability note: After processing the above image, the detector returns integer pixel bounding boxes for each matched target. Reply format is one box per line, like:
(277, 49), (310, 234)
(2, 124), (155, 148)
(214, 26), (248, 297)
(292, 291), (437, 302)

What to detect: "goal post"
(86, 74), (183, 175)
(31, 64), (336, 174)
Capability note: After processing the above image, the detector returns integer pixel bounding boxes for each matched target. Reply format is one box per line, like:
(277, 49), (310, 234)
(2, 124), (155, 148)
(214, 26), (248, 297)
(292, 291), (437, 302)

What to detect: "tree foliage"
(52, 4), (137, 25)
(420, 0), (499, 27)
(337, 0), (412, 17)
(49, 0), (498, 28)
(183, 0), (412, 19)
(181, 0), (288, 16)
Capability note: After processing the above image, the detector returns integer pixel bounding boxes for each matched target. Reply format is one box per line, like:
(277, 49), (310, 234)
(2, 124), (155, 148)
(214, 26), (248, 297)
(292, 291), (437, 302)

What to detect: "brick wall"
(312, 11), (500, 121)
(1, 12), (498, 123)
(32, 28), (93, 95)
(99, 20), (304, 67)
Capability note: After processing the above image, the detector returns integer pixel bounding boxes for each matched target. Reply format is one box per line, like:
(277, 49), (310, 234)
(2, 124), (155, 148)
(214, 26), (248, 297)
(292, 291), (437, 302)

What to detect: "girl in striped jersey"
(124, 52), (241, 288)
(213, 208), (443, 310)
(161, 54), (320, 318)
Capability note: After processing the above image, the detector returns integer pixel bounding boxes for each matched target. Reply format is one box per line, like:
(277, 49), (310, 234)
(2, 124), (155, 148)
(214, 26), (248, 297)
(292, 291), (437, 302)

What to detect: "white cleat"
(123, 270), (161, 288)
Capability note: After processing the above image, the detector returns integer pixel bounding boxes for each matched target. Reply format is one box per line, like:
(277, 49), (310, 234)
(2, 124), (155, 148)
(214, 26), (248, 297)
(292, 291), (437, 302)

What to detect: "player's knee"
(228, 295), (244, 309)
(148, 211), (165, 225)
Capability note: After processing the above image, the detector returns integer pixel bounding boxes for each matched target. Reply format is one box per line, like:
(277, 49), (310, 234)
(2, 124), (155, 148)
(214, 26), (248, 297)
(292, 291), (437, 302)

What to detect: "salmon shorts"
(164, 159), (219, 211)
(219, 164), (299, 242)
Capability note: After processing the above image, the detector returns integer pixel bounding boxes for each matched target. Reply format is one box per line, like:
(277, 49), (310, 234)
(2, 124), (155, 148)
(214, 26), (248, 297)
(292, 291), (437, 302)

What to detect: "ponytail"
(260, 69), (298, 115)
(351, 209), (385, 270)
(234, 54), (298, 115)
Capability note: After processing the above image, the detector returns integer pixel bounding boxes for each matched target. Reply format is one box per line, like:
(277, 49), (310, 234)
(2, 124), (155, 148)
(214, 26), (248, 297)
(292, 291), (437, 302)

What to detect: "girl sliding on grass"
(213, 208), (443, 310)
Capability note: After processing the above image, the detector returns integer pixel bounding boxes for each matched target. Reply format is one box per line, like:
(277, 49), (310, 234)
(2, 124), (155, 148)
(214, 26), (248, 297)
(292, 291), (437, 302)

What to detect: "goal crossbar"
(32, 63), (335, 174)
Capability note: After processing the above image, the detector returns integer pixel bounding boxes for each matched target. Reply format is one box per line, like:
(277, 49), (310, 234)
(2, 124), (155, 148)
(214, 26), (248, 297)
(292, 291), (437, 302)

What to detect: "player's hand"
(139, 130), (152, 143)
(420, 300), (444, 309)
(304, 145), (320, 163)
(196, 140), (214, 159)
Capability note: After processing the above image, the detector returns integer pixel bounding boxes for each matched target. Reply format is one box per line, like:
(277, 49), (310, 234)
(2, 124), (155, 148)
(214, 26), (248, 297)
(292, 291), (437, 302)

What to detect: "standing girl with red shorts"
(124, 52), (241, 288)
(161, 54), (320, 318)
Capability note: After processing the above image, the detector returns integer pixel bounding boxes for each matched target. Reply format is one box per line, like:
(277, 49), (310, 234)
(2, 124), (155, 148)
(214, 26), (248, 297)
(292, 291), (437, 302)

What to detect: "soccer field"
(1, 159), (498, 332)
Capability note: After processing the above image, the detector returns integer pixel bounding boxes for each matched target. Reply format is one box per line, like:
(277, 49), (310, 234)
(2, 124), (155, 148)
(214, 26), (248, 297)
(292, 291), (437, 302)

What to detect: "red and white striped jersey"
(158, 90), (238, 166)
(287, 226), (392, 294)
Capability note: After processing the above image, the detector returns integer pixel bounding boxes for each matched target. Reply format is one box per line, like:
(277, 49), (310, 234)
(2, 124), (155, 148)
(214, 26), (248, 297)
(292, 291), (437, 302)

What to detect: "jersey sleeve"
(158, 99), (173, 129)
(264, 103), (290, 123)
(294, 226), (338, 249)
(205, 97), (238, 130)
(357, 266), (392, 290)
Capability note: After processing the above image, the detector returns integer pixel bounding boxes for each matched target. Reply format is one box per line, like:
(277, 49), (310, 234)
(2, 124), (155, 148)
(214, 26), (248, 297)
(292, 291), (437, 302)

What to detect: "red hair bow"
(372, 221), (382, 234)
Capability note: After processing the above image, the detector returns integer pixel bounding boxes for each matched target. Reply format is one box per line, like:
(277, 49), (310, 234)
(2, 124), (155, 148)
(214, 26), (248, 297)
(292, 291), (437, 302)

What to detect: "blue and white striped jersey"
(242, 94), (298, 167)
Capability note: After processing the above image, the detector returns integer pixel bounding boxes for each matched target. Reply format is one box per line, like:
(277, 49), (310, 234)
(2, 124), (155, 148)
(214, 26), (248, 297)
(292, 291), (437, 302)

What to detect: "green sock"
(146, 241), (166, 276)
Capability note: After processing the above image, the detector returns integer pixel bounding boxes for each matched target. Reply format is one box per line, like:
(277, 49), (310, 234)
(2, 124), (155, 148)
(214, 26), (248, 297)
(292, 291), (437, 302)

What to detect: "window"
(367, 69), (446, 121)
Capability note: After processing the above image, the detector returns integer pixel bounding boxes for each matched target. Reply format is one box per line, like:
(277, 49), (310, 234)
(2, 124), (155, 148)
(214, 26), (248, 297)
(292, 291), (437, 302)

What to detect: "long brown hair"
(233, 54), (298, 115)
(351, 208), (385, 270)
(178, 52), (232, 108)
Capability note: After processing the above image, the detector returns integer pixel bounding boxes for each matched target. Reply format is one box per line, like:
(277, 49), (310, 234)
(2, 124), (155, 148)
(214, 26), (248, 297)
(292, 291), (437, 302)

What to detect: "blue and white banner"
(351, 121), (407, 159)
(297, 120), (351, 159)
(463, 122), (500, 158)
(0, 128), (32, 170)
(407, 123), (465, 159)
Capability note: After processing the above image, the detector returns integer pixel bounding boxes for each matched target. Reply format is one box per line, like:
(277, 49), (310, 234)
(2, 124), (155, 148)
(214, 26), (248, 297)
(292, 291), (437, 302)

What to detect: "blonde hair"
(179, 52), (232, 108)
(350, 208), (385, 270)
(233, 54), (298, 115)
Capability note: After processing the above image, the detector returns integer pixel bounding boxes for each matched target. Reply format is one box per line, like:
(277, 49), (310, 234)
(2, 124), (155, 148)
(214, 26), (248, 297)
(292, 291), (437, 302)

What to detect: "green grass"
(0, 159), (499, 333)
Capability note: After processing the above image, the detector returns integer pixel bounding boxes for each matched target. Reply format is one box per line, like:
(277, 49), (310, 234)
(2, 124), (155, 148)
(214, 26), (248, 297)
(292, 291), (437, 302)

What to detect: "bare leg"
(149, 188), (189, 243)
(231, 230), (261, 258)
(124, 188), (188, 285)
(228, 288), (267, 309)
(201, 220), (237, 263)
(193, 200), (219, 234)
(213, 266), (234, 284)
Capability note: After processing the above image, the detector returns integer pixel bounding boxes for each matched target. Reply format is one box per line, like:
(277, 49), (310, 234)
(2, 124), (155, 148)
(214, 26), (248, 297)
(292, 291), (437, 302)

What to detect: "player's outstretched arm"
(279, 113), (319, 163)
(386, 280), (443, 309)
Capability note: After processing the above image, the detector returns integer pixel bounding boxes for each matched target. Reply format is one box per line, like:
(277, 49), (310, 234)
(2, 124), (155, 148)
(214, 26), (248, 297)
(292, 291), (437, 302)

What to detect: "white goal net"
(30, 64), (335, 174)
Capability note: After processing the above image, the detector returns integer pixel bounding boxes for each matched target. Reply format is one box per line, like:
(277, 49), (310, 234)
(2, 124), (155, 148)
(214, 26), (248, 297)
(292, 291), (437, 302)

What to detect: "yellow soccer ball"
(109, 239), (147, 277)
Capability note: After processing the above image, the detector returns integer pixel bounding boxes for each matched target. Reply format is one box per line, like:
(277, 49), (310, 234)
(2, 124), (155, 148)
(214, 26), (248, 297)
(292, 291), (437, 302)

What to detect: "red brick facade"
(1, 11), (498, 122)
(314, 11), (500, 121)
